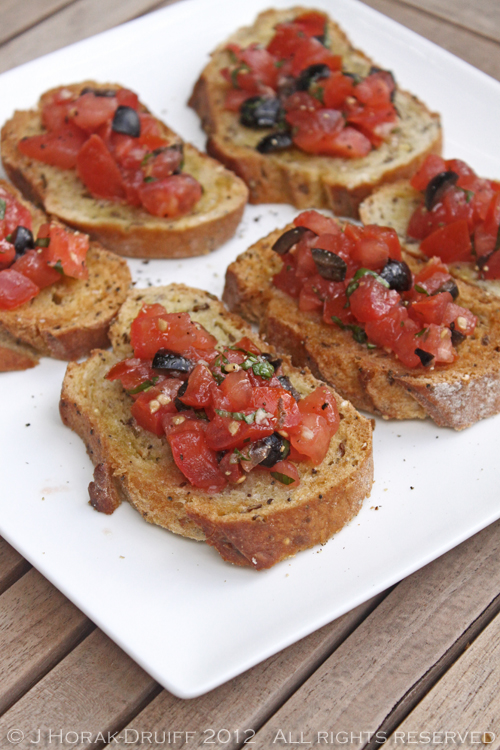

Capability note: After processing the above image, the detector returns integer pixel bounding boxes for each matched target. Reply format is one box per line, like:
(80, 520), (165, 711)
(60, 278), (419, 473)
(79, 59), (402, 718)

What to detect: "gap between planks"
(0, 537), (31, 596)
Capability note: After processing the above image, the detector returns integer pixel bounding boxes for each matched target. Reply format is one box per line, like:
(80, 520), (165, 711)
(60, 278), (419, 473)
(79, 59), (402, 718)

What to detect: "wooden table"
(1, 1), (500, 746)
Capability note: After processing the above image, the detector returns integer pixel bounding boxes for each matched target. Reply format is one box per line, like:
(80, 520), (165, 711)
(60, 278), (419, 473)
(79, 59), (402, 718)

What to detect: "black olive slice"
(296, 63), (331, 91)
(80, 87), (117, 97)
(12, 226), (35, 257)
(450, 327), (466, 347)
(152, 349), (193, 373)
(256, 131), (293, 154)
(435, 278), (459, 300)
(415, 348), (434, 367)
(240, 96), (282, 128)
(379, 258), (412, 292)
(272, 226), (310, 255)
(311, 247), (347, 281)
(277, 375), (301, 401)
(424, 171), (459, 211)
(112, 105), (141, 138)
(252, 433), (290, 468)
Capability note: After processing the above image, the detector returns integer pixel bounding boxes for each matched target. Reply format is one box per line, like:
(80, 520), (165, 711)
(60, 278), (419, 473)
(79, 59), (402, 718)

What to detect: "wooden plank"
(0, 569), (93, 716)
(0, 1), (73, 47)
(249, 519), (500, 746)
(359, 0), (500, 82)
(387, 610), (500, 744)
(0, 630), (160, 750)
(0, 0), (179, 74)
(0, 537), (30, 596)
(117, 595), (385, 750)
(394, 0), (500, 44)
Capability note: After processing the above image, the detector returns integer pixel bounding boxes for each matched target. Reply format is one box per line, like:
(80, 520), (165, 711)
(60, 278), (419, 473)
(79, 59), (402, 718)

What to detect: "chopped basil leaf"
(143, 176), (156, 183)
(215, 408), (256, 424)
(252, 359), (274, 379)
(414, 284), (430, 295)
(311, 85), (324, 104)
(233, 448), (251, 462)
(141, 152), (153, 166)
(35, 237), (50, 248)
(126, 377), (159, 395)
(0, 199), (6, 220)
(415, 327), (428, 338)
(231, 63), (250, 88)
(495, 224), (500, 253)
(352, 267), (390, 288)
(346, 280), (359, 297)
(331, 316), (367, 345)
(53, 260), (64, 275)
(5, 233), (12, 243)
(271, 471), (295, 485)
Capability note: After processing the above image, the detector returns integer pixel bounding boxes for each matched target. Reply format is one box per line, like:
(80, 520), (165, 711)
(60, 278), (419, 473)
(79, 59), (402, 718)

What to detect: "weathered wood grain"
(117, 595), (385, 750)
(387, 610), (500, 748)
(250, 520), (500, 747)
(394, 0), (500, 44)
(0, 0), (179, 74)
(0, 630), (160, 750)
(360, 0), (500, 81)
(0, 569), (93, 716)
(0, 1), (73, 47)
(0, 537), (30, 596)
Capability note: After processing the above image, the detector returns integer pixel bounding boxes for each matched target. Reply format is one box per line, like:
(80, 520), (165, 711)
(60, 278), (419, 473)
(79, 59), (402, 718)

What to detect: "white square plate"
(1, 0), (499, 699)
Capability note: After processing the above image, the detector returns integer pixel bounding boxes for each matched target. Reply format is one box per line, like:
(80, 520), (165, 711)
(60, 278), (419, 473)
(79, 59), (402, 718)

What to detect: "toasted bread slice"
(359, 180), (500, 297)
(223, 224), (500, 429)
(1, 82), (248, 259)
(60, 284), (373, 570)
(189, 7), (442, 216)
(0, 180), (131, 370)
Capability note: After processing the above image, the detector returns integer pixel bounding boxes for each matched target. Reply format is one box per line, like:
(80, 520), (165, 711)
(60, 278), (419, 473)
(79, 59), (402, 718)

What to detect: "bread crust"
(0, 180), (131, 370)
(60, 284), (373, 569)
(189, 7), (442, 216)
(223, 224), (500, 429)
(1, 82), (248, 259)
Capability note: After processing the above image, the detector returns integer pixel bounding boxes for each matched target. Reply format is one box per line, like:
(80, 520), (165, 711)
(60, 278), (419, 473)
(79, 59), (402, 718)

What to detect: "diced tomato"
(106, 357), (160, 392)
(18, 128), (87, 170)
(287, 108), (344, 155)
(349, 275), (400, 322)
(116, 88), (139, 110)
(0, 239), (15, 270)
(131, 380), (181, 435)
(442, 303), (477, 335)
(204, 414), (274, 452)
(42, 223), (89, 280)
(266, 459), (300, 488)
(167, 420), (227, 491)
(417, 324), (456, 364)
(236, 45), (279, 89)
(233, 337), (262, 356)
(70, 92), (118, 132)
(224, 88), (254, 111)
(218, 370), (252, 411)
(409, 291), (453, 326)
(180, 364), (217, 408)
(483, 250), (500, 280)
(0, 188), (33, 237)
(250, 387), (302, 431)
(322, 72), (355, 109)
(11, 249), (61, 289)
(131, 306), (218, 360)
(294, 211), (339, 236)
(299, 275), (340, 312)
(267, 23), (307, 58)
(273, 253), (302, 298)
(420, 220), (472, 263)
(0, 268), (39, 309)
(138, 175), (202, 218)
(77, 134), (126, 200)
(293, 11), (327, 37)
(42, 99), (75, 132)
(149, 148), (184, 180)
(291, 37), (342, 76)
(410, 154), (447, 191)
(322, 127), (372, 158)
(283, 92), (322, 113)
(365, 305), (422, 368)
(219, 452), (244, 484)
(289, 412), (331, 464)
(323, 289), (354, 326)
(299, 386), (339, 432)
